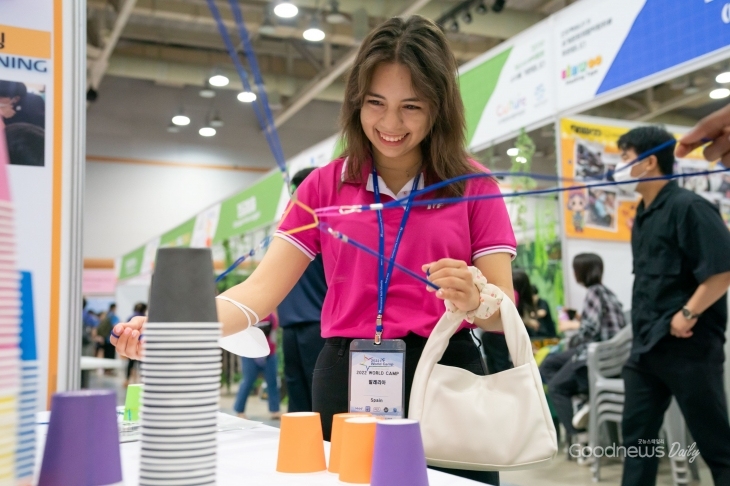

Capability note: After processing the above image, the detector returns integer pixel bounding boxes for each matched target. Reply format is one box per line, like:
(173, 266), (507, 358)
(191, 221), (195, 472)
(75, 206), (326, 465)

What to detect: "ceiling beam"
(630, 89), (714, 122)
(89, 0), (139, 90)
(272, 0), (434, 129)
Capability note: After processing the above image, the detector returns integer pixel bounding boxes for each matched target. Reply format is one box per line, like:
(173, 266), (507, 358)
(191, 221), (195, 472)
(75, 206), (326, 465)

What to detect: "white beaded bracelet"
(216, 296), (260, 328)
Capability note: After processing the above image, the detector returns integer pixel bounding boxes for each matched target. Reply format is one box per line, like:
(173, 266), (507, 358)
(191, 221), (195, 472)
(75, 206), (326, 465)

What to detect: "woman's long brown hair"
(339, 15), (476, 197)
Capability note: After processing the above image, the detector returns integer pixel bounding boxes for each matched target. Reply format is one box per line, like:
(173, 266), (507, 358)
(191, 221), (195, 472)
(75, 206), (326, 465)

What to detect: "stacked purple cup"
(371, 419), (430, 486)
(139, 248), (221, 486)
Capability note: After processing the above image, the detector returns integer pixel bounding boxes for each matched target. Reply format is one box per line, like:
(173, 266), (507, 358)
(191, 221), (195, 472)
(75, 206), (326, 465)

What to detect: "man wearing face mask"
(612, 126), (730, 486)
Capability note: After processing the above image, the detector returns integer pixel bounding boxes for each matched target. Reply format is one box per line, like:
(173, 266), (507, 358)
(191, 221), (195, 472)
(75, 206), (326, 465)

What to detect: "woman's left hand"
(422, 259), (480, 313)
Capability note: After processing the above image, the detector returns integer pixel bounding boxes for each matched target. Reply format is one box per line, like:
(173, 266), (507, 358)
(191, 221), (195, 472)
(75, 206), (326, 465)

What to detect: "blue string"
(205, 0), (288, 183)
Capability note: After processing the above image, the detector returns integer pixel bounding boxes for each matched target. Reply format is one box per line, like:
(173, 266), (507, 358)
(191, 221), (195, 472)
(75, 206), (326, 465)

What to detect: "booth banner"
(559, 117), (718, 242)
(214, 170), (284, 244)
(458, 0), (730, 147)
(118, 245), (145, 280)
(191, 203), (221, 249)
(555, 0), (730, 113)
(286, 134), (340, 178)
(460, 20), (554, 151)
(160, 217), (196, 248)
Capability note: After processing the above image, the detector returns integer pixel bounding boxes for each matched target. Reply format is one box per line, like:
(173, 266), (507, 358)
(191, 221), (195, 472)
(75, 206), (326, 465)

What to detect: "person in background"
(234, 314), (281, 420)
(124, 303), (147, 387)
(81, 298), (98, 357)
(616, 126), (730, 486)
(278, 168), (327, 413)
(532, 285), (557, 338)
(96, 303), (119, 361)
(0, 81), (45, 128)
(513, 269), (540, 337)
(539, 253), (625, 440)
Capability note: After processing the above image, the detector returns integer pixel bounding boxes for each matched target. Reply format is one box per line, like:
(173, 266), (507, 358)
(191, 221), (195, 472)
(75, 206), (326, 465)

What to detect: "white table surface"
(80, 357), (126, 370)
(35, 412), (482, 486)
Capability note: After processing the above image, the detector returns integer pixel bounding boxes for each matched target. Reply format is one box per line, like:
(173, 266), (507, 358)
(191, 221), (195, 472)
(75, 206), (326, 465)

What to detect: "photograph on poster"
(585, 187), (618, 231)
(0, 80), (45, 167)
(574, 140), (606, 180)
(677, 159), (726, 206)
(566, 189), (588, 233)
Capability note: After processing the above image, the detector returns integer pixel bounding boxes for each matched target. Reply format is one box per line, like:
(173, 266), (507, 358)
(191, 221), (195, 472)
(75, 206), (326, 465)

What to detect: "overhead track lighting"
(326, 0), (349, 24)
(462, 11), (472, 23)
(492, 0), (506, 13)
(475, 1), (488, 14)
(449, 20), (459, 32)
(274, 1), (298, 19)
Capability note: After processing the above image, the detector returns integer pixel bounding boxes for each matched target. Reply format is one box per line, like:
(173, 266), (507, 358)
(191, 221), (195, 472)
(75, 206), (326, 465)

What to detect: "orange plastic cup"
(328, 412), (372, 473)
(276, 412), (327, 473)
(338, 417), (378, 484)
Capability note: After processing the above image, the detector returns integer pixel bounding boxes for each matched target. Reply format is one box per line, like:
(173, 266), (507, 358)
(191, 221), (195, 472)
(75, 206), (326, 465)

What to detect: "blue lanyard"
(372, 167), (420, 344)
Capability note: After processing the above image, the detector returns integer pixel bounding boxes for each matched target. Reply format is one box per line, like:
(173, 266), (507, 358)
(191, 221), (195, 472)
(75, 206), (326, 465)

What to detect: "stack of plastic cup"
(139, 248), (221, 486)
(16, 272), (38, 482)
(0, 130), (20, 486)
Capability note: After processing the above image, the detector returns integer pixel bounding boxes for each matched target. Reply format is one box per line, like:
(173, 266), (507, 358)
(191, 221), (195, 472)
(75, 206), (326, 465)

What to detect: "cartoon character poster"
(560, 118), (708, 242)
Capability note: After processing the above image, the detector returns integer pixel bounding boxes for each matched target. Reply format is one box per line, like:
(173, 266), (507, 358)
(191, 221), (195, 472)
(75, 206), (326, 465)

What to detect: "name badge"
(348, 339), (405, 418)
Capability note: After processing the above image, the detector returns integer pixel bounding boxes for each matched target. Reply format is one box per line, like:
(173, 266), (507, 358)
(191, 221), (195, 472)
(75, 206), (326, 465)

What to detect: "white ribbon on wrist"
(216, 296), (270, 358)
(444, 266), (503, 323)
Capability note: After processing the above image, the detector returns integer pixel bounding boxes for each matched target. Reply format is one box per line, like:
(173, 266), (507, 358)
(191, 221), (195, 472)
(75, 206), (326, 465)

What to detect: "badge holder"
(348, 338), (406, 419)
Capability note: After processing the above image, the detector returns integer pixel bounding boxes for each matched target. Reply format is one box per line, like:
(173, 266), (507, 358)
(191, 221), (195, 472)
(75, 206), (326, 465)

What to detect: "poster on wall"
(559, 117), (715, 242)
(2, 0), (57, 406)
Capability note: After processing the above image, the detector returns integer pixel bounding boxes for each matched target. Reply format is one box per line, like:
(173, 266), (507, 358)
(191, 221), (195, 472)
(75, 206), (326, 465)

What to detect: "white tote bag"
(408, 286), (558, 471)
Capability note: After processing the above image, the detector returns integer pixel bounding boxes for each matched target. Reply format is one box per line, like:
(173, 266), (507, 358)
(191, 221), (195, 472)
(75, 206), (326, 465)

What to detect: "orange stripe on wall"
(47, 0), (63, 406)
(86, 155), (271, 173)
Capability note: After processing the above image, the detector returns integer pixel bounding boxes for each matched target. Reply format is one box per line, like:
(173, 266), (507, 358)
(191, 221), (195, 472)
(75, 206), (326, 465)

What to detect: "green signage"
(459, 47), (512, 146)
(160, 217), (195, 248)
(214, 171), (285, 243)
(118, 246), (145, 280)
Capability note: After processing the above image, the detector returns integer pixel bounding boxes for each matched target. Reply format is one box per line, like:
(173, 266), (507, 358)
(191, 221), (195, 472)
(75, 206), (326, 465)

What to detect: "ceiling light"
(506, 147), (519, 156)
(326, 0), (348, 24)
(475, 1), (488, 14)
(449, 20), (459, 32)
(274, 1), (298, 19)
(209, 113), (224, 128)
(237, 91), (257, 103)
(516, 156), (527, 164)
(259, 12), (277, 36)
(462, 11), (473, 24)
(199, 87), (216, 98)
(208, 74), (229, 87)
(303, 19), (325, 42)
(199, 127), (216, 137)
(716, 71), (730, 84)
(710, 88), (730, 99)
(492, 0), (506, 13)
(171, 114), (190, 126)
(167, 123), (181, 133)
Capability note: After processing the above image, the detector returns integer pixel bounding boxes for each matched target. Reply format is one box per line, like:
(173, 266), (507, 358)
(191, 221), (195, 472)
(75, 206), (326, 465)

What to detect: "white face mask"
(612, 160), (646, 194)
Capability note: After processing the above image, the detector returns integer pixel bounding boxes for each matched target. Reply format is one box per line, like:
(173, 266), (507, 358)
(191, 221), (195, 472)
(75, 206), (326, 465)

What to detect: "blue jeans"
(234, 353), (280, 414)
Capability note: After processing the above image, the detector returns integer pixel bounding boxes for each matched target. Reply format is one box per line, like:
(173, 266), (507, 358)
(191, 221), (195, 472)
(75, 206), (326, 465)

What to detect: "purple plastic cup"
(38, 390), (122, 486)
(371, 419), (429, 486)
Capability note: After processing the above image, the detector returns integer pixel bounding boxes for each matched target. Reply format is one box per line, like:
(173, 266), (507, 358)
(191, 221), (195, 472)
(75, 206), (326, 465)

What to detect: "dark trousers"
(540, 349), (588, 436)
(282, 322), (325, 413)
(311, 329), (499, 485)
(481, 332), (513, 374)
(621, 344), (730, 486)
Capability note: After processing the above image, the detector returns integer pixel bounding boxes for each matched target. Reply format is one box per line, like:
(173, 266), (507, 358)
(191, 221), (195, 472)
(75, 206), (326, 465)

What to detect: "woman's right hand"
(110, 316), (146, 359)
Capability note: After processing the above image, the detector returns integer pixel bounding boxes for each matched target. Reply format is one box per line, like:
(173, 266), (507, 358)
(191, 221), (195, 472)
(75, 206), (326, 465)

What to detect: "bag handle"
(409, 285), (534, 420)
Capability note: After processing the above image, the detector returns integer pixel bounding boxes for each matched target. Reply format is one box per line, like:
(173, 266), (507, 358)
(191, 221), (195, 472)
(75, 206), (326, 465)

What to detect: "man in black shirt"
(617, 126), (730, 486)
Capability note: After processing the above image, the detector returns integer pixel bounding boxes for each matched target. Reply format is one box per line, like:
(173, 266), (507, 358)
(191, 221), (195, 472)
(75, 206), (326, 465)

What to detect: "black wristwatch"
(681, 306), (701, 320)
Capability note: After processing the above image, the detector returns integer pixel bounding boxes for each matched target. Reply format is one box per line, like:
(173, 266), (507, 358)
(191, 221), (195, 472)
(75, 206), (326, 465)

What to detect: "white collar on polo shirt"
(340, 157), (425, 201)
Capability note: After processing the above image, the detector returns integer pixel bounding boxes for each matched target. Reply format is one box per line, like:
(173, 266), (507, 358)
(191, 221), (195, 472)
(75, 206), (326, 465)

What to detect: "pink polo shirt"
(276, 157), (516, 339)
